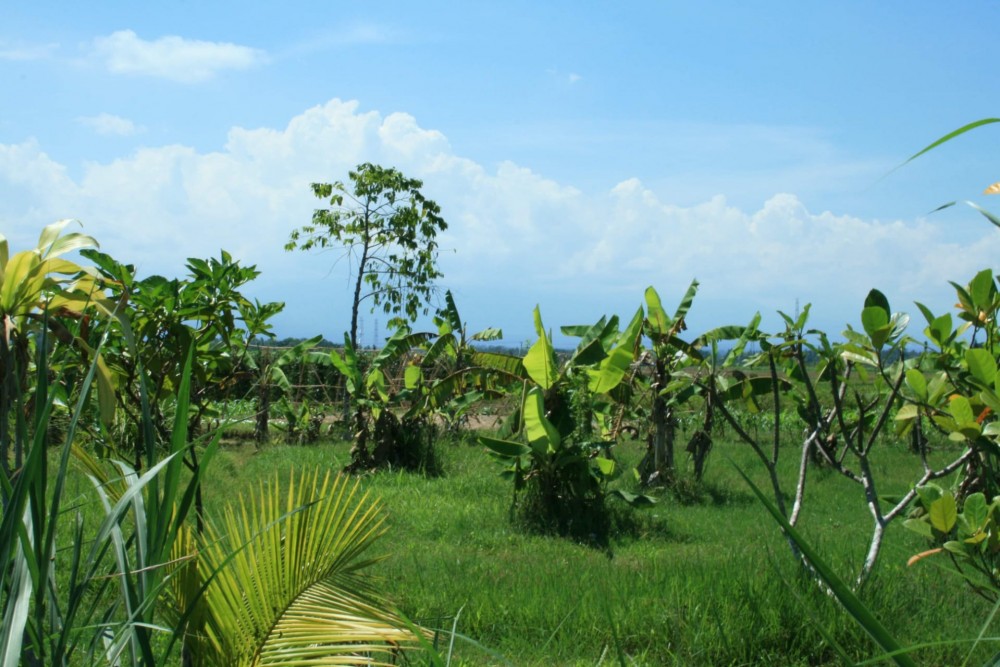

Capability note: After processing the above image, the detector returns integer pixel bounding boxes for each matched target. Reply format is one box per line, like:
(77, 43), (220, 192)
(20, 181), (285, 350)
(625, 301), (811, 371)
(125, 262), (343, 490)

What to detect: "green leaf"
(902, 118), (1000, 165)
(532, 304), (546, 338)
(672, 279), (700, 323)
(595, 457), (616, 476)
(524, 387), (559, 451)
(274, 334), (324, 366)
(523, 311), (558, 390)
(926, 372), (950, 404)
(894, 404), (919, 422)
(942, 540), (967, 556)
(841, 348), (879, 368)
(915, 484), (943, 508)
(929, 494), (958, 534)
(404, 365), (422, 390)
(589, 344), (633, 394)
(949, 395), (976, 427)
(927, 313), (957, 350)
(904, 370), (927, 401)
(860, 307), (890, 346)
(903, 518), (933, 539)
(644, 286), (671, 335)
(470, 327), (503, 342)
(969, 268), (995, 310)
(569, 336), (606, 367)
(441, 289), (462, 333)
(610, 489), (657, 507)
(863, 288), (891, 315)
(967, 348), (997, 386)
(479, 436), (531, 458)
(962, 493), (989, 532)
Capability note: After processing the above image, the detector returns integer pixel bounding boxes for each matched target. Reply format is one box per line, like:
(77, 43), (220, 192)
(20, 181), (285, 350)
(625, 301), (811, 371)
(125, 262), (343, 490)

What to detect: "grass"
(198, 427), (996, 666)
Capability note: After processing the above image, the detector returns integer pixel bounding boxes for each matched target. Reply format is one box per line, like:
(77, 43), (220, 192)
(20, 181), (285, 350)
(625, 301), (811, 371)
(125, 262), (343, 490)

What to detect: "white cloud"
(0, 98), (994, 339)
(0, 41), (58, 61)
(334, 22), (397, 45)
(282, 22), (403, 57)
(568, 73), (582, 84)
(91, 30), (268, 83)
(78, 113), (144, 137)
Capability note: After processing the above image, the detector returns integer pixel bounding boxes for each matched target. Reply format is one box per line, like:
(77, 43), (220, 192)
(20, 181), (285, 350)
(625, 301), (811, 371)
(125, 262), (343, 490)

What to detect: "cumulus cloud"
(0, 98), (993, 339)
(78, 113), (144, 136)
(92, 30), (268, 83)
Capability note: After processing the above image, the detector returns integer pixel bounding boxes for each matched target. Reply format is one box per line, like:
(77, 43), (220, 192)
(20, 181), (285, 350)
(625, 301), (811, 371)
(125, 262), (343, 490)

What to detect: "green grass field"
(199, 428), (993, 666)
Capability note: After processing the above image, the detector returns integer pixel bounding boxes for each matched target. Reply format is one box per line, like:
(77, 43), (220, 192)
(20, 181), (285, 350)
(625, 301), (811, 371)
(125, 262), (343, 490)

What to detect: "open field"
(199, 429), (991, 666)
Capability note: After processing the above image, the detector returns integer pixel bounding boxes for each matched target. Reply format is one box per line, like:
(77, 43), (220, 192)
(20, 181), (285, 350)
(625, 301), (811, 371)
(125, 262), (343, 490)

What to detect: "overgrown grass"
(195, 430), (990, 665)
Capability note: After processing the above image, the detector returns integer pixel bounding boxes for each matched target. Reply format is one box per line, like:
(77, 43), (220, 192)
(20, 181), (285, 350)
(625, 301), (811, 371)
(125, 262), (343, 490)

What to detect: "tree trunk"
(255, 380), (270, 446)
(641, 357), (675, 486)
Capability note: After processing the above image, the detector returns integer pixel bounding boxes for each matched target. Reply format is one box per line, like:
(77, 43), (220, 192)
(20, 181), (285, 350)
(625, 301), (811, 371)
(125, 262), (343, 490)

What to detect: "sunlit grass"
(201, 429), (991, 666)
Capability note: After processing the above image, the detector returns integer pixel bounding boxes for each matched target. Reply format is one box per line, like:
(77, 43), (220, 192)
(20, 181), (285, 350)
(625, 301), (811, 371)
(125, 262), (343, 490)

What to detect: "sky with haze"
(2, 2), (999, 346)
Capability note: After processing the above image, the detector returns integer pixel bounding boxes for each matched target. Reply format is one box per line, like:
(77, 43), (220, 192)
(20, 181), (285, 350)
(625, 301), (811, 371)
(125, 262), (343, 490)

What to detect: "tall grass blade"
(963, 596), (1000, 667)
(0, 510), (32, 667)
(734, 464), (917, 667)
(903, 119), (1000, 165)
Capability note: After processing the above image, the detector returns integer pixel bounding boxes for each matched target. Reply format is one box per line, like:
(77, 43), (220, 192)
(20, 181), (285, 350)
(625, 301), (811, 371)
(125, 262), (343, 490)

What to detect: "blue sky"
(2, 2), (1000, 346)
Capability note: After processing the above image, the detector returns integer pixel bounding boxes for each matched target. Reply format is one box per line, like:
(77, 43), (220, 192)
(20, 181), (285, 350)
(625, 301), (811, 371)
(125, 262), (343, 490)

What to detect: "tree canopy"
(286, 163), (448, 348)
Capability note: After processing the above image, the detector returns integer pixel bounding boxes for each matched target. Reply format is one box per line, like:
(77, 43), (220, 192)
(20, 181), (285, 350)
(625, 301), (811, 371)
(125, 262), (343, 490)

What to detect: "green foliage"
(286, 162), (448, 347)
(0, 335), (211, 665)
(182, 470), (425, 666)
(906, 484), (1000, 603)
(84, 248), (284, 455)
(0, 221), (118, 476)
(330, 327), (441, 473)
(275, 395), (326, 444)
(411, 289), (513, 432)
(637, 281), (702, 485)
(481, 307), (653, 546)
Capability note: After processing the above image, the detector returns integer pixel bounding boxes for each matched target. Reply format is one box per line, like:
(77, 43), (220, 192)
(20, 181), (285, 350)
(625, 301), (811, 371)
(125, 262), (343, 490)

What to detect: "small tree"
(286, 163), (448, 350)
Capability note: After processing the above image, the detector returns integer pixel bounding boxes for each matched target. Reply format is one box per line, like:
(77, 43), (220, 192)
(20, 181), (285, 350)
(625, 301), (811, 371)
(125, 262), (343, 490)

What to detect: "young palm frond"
(184, 470), (424, 666)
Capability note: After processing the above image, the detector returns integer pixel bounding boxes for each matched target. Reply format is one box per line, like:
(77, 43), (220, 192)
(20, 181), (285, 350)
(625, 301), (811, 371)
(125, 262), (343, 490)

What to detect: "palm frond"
(186, 470), (424, 666)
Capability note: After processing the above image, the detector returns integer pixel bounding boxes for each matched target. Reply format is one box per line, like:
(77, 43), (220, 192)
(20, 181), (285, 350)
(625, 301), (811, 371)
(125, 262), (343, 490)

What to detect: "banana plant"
(682, 312), (773, 480)
(243, 334), (326, 444)
(328, 326), (434, 471)
(480, 306), (652, 544)
(636, 281), (703, 485)
(406, 290), (515, 432)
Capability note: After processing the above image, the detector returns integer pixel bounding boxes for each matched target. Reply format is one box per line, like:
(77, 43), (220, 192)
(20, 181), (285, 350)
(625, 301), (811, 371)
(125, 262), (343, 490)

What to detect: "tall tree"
(286, 163), (448, 349)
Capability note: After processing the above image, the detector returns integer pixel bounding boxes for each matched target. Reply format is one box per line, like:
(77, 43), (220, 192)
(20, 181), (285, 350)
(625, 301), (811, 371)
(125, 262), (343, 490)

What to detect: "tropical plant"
(177, 469), (427, 666)
(0, 220), (117, 477)
(408, 289), (510, 432)
(0, 334), (214, 665)
(245, 335), (327, 444)
(285, 162), (449, 350)
(636, 281), (700, 485)
(328, 326), (439, 472)
(480, 307), (652, 545)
